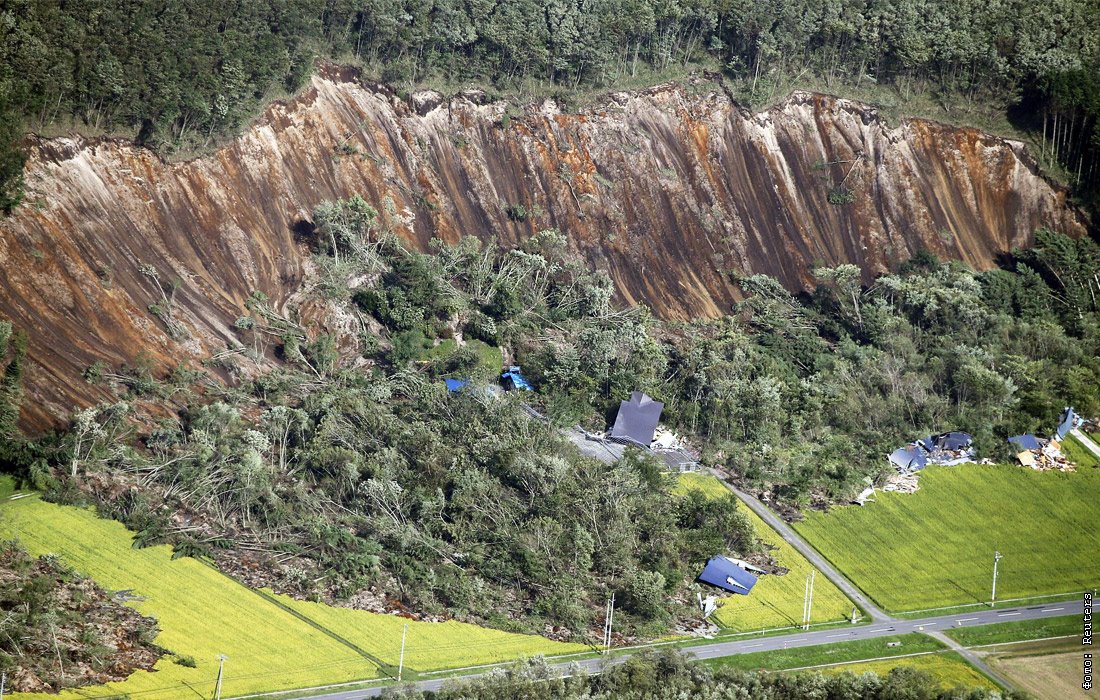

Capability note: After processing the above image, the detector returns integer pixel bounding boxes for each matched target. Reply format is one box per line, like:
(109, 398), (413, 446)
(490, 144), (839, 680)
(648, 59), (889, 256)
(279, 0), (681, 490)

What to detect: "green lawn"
(1063, 433), (1100, 469)
(704, 633), (943, 672)
(819, 652), (997, 690)
(0, 494), (586, 699)
(675, 473), (854, 631)
(945, 614), (1082, 646)
(420, 338), (502, 380)
(794, 464), (1100, 612)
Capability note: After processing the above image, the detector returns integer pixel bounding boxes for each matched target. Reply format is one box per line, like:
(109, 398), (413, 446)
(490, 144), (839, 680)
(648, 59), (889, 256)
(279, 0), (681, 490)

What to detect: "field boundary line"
(197, 561), (392, 677)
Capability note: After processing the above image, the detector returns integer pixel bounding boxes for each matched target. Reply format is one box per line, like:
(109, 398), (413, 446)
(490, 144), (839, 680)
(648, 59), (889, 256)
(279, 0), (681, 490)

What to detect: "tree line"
(1, 0), (1099, 213)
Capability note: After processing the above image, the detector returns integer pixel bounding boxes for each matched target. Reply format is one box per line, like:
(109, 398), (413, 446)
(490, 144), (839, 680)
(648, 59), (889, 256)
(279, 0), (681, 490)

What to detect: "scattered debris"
(883, 472), (920, 494)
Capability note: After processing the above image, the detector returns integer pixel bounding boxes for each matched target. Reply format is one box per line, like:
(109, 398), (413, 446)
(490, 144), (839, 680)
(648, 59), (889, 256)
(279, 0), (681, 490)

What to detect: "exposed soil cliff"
(0, 65), (1086, 431)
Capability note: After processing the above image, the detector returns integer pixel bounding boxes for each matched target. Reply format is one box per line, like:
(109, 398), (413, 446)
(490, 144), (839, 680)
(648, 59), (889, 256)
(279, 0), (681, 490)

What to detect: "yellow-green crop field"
(818, 652), (997, 690)
(794, 463), (1100, 612)
(273, 594), (588, 670)
(674, 473), (853, 631)
(0, 493), (587, 699)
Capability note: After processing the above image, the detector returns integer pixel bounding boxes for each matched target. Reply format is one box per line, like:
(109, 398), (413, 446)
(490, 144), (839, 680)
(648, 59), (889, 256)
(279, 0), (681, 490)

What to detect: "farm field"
(793, 463), (1100, 612)
(819, 652), (997, 690)
(945, 614), (1081, 646)
(272, 593), (589, 672)
(703, 633), (943, 672)
(993, 651), (1089, 700)
(0, 493), (587, 699)
(675, 473), (853, 630)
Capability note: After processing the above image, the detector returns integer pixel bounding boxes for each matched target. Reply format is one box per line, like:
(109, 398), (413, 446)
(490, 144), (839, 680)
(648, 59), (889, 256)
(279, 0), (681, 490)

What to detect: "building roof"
(1056, 407), (1077, 440)
(889, 446), (927, 472)
(1008, 434), (1041, 451)
(500, 366), (533, 391)
(444, 378), (470, 392)
(936, 432), (972, 451)
(610, 391), (663, 447)
(698, 556), (758, 595)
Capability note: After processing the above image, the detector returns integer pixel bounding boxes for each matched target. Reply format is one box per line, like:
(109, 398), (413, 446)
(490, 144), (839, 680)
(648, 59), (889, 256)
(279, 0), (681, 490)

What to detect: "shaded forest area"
(1, 0), (1099, 213)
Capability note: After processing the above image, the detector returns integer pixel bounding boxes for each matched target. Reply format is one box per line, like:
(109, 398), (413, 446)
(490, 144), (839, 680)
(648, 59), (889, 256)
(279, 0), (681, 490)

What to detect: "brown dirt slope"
(0, 65), (1086, 431)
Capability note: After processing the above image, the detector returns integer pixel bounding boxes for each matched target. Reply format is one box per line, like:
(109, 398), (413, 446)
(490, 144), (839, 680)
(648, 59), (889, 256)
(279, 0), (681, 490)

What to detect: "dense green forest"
(1, 0), (1099, 212)
(390, 650), (1027, 699)
(1, 194), (1097, 641)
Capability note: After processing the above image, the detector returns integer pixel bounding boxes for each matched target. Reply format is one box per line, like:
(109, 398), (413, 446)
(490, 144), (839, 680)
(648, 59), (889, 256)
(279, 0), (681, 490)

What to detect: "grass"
(1063, 433), (1100, 469)
(945, 614), (1083, 646)
(992, 649), (1090, 700)
(419, 338), (502, 380)
(271, 592), (589, 673)
(674, 473), (854, 631)
(793, 463), (1100, 612)
(703, 633), (943, 672)
(0, 494), (586, 699)
(819, 651), (997, 690)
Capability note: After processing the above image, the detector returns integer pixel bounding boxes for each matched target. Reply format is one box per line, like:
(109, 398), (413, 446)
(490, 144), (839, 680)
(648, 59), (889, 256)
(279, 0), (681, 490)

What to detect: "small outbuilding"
(698, 556), (758, 595)
(610, 391), (664, 447)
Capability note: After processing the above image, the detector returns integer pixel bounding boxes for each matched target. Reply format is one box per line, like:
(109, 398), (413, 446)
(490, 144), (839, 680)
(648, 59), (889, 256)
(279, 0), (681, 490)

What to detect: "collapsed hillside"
(0, 65), (1087, 430)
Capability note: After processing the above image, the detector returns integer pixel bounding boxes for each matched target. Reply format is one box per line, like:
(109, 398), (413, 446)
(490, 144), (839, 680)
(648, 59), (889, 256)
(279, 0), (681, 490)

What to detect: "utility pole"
(398, 623), (408, 682)
(2, 670), (7, 700)
(991, 551), (1003, 606)
(806, 570), (815, 630)
(213, 654), (228, 700)
(603, 593), (616, 653)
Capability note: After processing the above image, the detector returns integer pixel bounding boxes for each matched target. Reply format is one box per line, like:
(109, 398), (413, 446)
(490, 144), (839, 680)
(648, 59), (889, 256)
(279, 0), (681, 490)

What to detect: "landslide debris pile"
(0, 66), (1086, 430)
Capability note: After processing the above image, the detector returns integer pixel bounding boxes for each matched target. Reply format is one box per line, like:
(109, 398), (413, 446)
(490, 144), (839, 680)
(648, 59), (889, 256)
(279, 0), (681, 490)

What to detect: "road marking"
(921, 622), (937, 626)
(1047, 607), (1064, 612)
(997, 612), (1022, 616)
(826, 633), (848, 638)
(956, 618), (978, 623)
(867, 628), (889, 633)
(743, 643), (762, 649)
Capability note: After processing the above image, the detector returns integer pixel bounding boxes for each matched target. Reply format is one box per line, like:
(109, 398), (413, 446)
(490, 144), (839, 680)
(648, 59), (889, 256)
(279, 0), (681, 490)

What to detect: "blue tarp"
(501, 366), (533, 391)
(1056, 407), (1077, 440)
(698, 556), (758, 595)
(889, 447), (927, 471)
(445, 378), (470, 392)
(1008, 434), (1041, 451)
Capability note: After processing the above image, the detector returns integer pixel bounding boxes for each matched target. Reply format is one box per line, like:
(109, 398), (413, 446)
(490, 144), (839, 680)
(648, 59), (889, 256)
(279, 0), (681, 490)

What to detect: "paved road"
(289, 602), (1073, 699)
(718, 475), (892, 622)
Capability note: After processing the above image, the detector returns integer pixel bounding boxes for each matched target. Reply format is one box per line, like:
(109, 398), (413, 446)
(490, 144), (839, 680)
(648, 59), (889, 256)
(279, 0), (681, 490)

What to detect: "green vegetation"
(9, 204), (1099, 647)
(0, 539), (162, 692)
(794, 464), (1100, 612)
(820, 652), (997, 691)
(1063, 433), (1100, 468)
(0, 495), (587, 698)
(675, 473), (854, 630)
(945, 614), (1083, 646)
(384, 649), (1021, 699)
(2, 1), (1099, 214)
(272, 593), (587, 672)
(704, 633), (944, 672)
